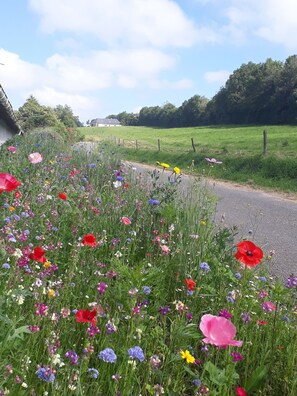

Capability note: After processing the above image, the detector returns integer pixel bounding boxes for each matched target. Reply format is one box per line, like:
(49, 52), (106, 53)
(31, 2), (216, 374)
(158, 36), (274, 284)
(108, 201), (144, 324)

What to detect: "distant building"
(0, 84), (22, 145)
(90, 118), (121, 127)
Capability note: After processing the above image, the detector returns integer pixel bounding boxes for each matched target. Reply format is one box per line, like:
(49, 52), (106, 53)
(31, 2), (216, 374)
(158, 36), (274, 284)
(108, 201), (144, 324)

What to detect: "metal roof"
(91, 118), (121, 125)
(0, 84), (22, 133)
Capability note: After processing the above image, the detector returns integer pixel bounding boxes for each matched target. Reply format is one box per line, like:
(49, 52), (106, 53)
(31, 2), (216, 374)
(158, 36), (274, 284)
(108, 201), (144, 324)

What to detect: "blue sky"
(0, 0), (295, 123)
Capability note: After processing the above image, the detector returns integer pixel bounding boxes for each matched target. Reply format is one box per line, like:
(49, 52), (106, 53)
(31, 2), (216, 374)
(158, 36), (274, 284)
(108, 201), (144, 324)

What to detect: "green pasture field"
(81, 125), (297, 157)
(80, 125), (297, 193)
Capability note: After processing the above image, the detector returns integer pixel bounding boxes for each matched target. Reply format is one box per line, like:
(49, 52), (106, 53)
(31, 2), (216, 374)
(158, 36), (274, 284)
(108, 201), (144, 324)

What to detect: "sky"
(0, 0), (296, 123)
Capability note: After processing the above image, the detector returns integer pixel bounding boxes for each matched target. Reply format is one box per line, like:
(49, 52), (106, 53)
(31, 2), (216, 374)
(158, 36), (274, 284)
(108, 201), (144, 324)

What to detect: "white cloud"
(29, 0), (220, 47)
(0, 49), (46, 90)
(204, 70), (230, 84)
(223, 0), (297, 50)
(29, 87), (99, 118)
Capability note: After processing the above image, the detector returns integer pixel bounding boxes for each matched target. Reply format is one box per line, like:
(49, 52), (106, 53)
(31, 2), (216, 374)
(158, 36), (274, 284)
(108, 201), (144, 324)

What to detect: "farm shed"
(90, 118), (121, 127)
(0, 84), (22, 145)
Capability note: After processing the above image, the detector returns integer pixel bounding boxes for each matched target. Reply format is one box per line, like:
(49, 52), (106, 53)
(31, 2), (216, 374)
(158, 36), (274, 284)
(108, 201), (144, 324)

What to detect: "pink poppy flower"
(199, 314), (243, 347)
(28, 152), (43, 164)
(121, 217), (131, 225)
(160, 245), (169, 255)
(7, 146), (17, 153)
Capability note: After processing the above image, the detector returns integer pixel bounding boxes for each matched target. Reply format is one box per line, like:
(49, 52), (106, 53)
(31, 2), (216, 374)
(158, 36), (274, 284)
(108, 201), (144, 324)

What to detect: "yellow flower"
(48, 289), (55, 298)
(9, 206), (15, 211)
(200, 220), (206, 226)
(180, 349), (195, 364)
(160, 163), (170, 169)
(173, 167), (180, 174)
(44, 261), (51, 268)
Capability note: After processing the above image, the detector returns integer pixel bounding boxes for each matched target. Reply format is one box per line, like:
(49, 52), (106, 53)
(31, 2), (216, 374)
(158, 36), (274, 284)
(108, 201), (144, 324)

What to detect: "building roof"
(0, 84), (22, 133)
(91, 118), (121, 125)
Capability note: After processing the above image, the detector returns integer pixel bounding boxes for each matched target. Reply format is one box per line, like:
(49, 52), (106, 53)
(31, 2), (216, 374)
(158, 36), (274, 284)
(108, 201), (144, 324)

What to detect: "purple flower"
(98, 348), (117, 363)
(98, 282), (108, 295)
(150, 355), (161, 369)
(230, 351), (243, 363)
(241, 312), (251, 323)
(36, 367), (55, 383)
(159, 306), (171, 316)
(127, 346), (145, 362)
(286, 274), (297, 288)
(218, 308), (232, 320)
(65, 350), (79, 365)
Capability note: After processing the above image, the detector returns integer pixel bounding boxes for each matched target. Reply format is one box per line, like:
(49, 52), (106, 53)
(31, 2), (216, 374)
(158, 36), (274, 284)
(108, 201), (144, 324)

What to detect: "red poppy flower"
(235, 386), (247, 396)
(256, 319), (267, 326)
(28, 246), (47, 263)
(70, 168), (79, 177)
(76, 308), (97, 325)
(235, 240), (263, 267)
(83, 234), (97, 247)
(14, 190), (22, 199)
(58, 192), (67, 200)
(185, 278), (196, 291)
(0, 173), (21, 194)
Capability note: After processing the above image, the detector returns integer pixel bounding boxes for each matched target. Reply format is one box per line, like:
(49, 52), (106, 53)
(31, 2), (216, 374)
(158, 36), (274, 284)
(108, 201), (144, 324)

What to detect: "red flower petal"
(58, 193), (67, 200)
(83, 234), (97, 247)
(0, 173), (21, 194)
(235, 240), (263, 267)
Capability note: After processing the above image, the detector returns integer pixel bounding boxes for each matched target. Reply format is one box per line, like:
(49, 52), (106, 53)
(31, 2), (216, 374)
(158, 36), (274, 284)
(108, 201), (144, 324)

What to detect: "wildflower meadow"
(0, 131), (296, 395)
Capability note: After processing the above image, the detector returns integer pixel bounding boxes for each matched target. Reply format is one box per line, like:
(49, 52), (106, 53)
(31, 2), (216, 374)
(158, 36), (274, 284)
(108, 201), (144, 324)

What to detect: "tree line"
(15, 96), (83, 132)
(108, 55), (297, 127)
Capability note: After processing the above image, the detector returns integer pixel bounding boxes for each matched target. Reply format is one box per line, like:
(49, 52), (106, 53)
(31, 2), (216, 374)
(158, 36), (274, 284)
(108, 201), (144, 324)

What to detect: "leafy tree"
(54, 104), (83, 128)
(15, 96), (61, 132)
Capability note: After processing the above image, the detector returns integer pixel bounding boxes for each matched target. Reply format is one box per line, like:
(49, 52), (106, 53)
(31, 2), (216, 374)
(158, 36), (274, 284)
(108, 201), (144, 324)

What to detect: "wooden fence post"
(157, 139), (160, 151)
(263, 129), (267, 157)
(191, 137), (196, 152)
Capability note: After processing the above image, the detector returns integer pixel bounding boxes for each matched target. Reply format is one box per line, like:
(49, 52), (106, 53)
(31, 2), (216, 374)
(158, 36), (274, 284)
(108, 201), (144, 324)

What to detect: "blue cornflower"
(199, 262), (210, 272)
(36, 367), (55, 383)
(148, 199), (160, 205)
(89, 163), (97, 168)
(143, 286), (151, 295)
(127, 346), (145, 362)
(259, 276), (267, 282)
(98, 348), (117, 363)
(2, 263), (10, 269)
(87, 368), (99, 378)
(117, 176), (123, 181)
(192, 379), (201, 387)
(234, 272), (242, 279)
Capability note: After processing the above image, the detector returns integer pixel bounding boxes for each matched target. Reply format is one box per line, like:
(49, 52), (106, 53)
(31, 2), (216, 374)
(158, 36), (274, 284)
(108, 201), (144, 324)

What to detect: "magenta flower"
(199, 314), (243, 347)
(7, 146), (17, 153)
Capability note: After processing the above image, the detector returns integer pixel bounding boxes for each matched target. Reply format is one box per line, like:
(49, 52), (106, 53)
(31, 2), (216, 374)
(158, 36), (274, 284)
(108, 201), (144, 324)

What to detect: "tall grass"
(0, 131), (296, 395)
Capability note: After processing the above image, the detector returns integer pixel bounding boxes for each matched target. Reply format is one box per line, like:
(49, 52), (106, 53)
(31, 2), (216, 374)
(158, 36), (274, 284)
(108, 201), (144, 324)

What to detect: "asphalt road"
(128, 161), (297, 282)
(74, 144), (297, 282)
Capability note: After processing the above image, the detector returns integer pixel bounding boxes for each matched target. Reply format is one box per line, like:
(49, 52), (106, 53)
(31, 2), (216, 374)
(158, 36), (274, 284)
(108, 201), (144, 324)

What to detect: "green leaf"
(7, 325), (31, 342)
(246, 365), (268, 392)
